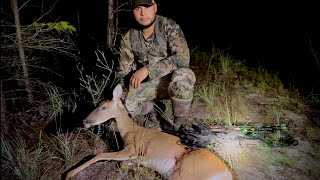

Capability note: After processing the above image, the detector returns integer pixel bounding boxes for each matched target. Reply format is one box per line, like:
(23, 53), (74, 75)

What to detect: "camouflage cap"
(131, 0), (155, 9)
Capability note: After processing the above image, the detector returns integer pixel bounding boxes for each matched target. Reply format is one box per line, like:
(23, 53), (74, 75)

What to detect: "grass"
(195, 84), (239, 125)
(306, 127), (318, 142)
(1, 45), (319, 179)
(3, 9), (317, 178)
(264, 107), (283, 124)
(191, 47), (220, 82)
(132, 165), (161, 180)
(306, 90), (320, 104)
(117, 161), (160, 180)
(85, 126), (107, 147)
(51, 130), (80, 163)
(154, 99), (174, 126)
(238, 152), (248, 162)
(44, 83), (78, 119)
(191, 47), (307, 126)
(1, 130), (51, 180)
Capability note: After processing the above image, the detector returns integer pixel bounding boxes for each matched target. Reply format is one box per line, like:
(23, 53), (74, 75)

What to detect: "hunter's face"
(133, 3), (157, 27)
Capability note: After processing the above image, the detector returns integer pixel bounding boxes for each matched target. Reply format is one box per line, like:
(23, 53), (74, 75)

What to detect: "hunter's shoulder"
(157, 15), (180, 27)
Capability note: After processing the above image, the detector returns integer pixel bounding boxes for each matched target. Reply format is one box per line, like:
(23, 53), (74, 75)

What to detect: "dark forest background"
(1, 0), (319, 95)
(1, 1), (320, 179)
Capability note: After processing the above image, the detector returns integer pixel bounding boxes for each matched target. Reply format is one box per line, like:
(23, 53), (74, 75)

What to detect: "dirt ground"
(60, 90), (320, 180)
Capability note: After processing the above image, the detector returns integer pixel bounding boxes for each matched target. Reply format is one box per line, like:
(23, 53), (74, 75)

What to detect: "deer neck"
(115, 108), (141, 137)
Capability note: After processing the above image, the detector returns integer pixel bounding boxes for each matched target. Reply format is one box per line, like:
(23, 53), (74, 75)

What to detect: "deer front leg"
(65, 144), (136, 180)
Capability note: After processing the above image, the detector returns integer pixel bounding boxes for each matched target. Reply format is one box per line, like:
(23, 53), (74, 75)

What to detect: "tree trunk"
(11, 0), (33, 102)
(0, 81), (9, 134)
(106, 0), (114, 49)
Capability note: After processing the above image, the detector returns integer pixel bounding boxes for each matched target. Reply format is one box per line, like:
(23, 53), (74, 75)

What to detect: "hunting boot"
(172, 97), (193, 131)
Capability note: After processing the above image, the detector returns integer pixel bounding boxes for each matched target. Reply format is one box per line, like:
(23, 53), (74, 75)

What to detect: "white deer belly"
(142, 157), (176, 179)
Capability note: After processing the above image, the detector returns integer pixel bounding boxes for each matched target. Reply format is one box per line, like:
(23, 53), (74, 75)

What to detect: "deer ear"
(112, 84), (123, 102)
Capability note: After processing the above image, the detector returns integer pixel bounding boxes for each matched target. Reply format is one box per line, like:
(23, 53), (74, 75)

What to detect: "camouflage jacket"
(118, 15), (190, 81)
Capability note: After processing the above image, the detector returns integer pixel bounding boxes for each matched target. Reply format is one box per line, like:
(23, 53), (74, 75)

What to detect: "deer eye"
(102, 106), (106, 110)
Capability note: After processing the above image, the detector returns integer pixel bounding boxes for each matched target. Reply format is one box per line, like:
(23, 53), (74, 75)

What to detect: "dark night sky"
(158, 1), (319, 57)
(155, 1), (320, 93)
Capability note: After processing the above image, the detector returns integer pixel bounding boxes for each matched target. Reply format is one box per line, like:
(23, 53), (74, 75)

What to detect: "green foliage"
(251, 68), (287, 97)
(51, 131), (80, 163)
(238, 152), (248, 162)
(44, 84), (78, 119)
(191, 47), (307, 127)
(306, 127), (318, 142)
(219, 54), (233, 74)
(195, 84), (241, 125)
(78, 50), (117, 106)
(191, 47), (220, 82)
(31, 21), (76, 34)
(305, 90), (320, 104)
(1, 131), (51, 180)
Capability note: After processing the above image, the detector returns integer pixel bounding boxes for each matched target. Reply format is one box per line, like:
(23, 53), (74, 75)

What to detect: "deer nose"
(83, 118), (93, 128)
(83, 119), (87, 126)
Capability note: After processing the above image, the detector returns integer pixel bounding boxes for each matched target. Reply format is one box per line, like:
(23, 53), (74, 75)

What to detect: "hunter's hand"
(130, 66), (149, 89)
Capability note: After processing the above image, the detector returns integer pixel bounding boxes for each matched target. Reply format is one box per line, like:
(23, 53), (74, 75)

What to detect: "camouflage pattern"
(168, 68), (196, 99)
(118, 15), (190, 80)
(125, 68), (196, 116)
(118, 15), (195, 116)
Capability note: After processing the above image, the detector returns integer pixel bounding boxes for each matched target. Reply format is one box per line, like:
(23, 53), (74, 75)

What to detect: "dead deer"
(65, 84), (237, 180)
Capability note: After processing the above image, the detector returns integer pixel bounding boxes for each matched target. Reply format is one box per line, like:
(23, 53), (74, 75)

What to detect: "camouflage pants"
(124, 68), (196, 116)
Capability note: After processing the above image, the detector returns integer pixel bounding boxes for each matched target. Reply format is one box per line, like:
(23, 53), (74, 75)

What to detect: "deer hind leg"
(65, 145), (136, 180)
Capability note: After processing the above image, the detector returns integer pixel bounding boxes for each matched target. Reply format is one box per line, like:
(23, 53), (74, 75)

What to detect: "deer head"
(83, 84), (123, 128)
